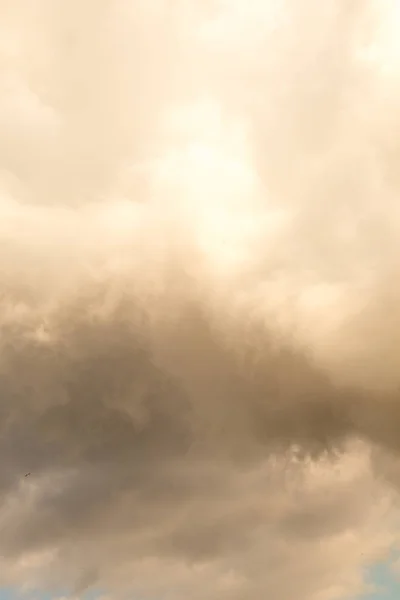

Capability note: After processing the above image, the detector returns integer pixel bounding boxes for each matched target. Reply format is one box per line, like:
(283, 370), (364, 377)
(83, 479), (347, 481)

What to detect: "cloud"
(1, 1), (400, 598)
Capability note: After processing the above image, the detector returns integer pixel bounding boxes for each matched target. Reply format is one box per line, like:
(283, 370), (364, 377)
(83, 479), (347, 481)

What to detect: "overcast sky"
(1, 1), (400, 599)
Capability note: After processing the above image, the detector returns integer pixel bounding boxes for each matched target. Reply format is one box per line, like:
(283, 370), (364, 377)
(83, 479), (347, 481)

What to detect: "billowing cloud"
(1, 1), (400, 599)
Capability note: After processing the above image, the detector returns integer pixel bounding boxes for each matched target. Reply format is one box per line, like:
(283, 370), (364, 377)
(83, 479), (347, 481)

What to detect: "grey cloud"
(1, 1), (400, 599)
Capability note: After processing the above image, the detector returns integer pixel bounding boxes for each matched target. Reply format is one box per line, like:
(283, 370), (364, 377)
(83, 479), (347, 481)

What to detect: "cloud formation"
(1, 1), (400, 598)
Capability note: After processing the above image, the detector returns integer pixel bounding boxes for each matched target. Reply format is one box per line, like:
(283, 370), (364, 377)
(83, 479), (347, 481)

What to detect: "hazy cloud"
(1, 1), (400, 599)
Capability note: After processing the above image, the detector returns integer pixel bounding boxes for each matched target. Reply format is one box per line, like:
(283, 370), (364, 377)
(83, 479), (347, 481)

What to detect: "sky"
(2, 0), (400, 599)
(363, 561), (400, 599)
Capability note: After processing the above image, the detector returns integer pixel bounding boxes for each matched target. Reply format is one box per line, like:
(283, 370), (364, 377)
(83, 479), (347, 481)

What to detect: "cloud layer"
(1, 1), (400, 598)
